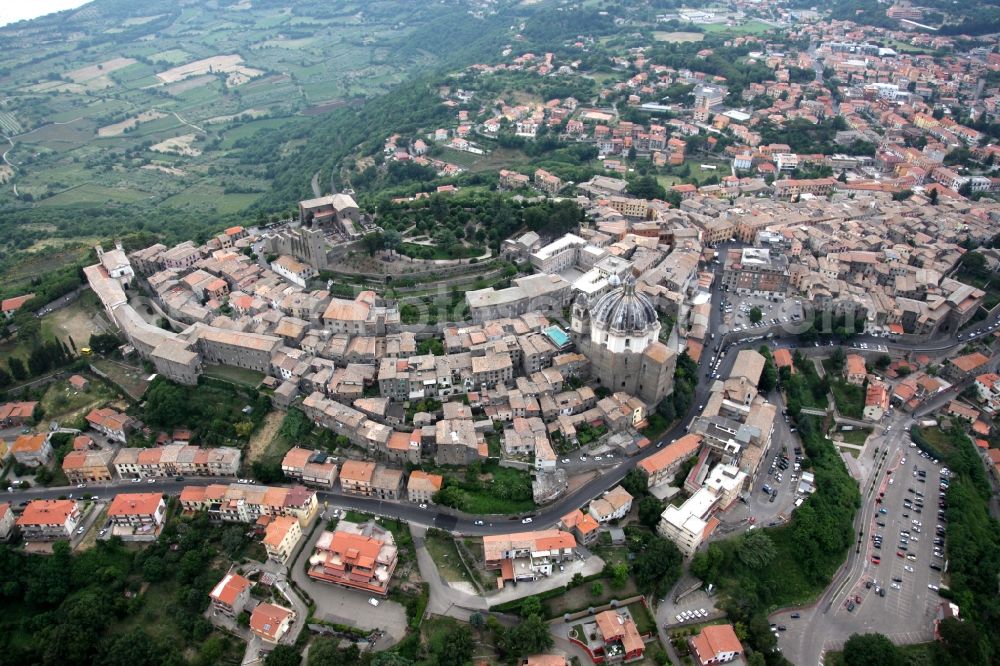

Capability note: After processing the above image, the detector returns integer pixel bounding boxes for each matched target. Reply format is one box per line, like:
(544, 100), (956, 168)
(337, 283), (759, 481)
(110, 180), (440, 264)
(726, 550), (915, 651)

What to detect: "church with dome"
(570, 276), (677, 406)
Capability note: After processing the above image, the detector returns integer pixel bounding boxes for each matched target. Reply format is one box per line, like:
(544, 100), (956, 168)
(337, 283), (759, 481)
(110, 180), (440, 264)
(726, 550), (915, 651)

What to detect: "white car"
(368, 598), (380, 607)
(474, 520), (484, 526)
(419, 503), (428, 509)
(147, 478), (156, 484)
(521, 517), (533, 524)
(131, 478), (142, 483)
(890, 582), (901, 590)
(561, 459), (570, 464)
(676, 614), (684, 622)
(904, 566), (914, 572)
(928, 584), (939, 591)
(594, 456), (603, 461)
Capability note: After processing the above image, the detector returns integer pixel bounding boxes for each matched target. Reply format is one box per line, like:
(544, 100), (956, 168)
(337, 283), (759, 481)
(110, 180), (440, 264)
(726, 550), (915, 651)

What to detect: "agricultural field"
(0, 0), (510, 271)
(653, 31), (705, 42)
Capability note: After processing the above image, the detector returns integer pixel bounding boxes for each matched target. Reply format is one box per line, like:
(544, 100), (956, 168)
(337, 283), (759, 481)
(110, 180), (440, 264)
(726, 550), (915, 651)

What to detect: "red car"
(854, 595), (862, 604)
(871, 557), (881, 564)
(897, 551), (905, 558)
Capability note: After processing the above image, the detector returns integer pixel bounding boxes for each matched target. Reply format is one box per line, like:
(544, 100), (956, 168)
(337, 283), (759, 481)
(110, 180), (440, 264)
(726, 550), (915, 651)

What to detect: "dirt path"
(246, 409), (284, 464)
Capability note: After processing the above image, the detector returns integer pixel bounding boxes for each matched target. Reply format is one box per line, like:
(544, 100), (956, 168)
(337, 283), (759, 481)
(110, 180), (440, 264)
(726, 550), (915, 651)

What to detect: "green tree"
(500, 613), (554, 658)
(841, 633), (902, 666)
(749, 307), (762, 324)
(308, 638), (359, 665)
(621, 469), (648, 499)
(609, 562), (629, 589)
(631, 537), (683, 596)
(736, 530), (777, 569)
(88, 333), (122, 355)
(8, 357), (26, 380)
(928, 188), (939, 205)
(264, 645), (302, 666)
(519, 595), (543, 619)
(590, 581), (604, 597)
(638, 496), (664, 529)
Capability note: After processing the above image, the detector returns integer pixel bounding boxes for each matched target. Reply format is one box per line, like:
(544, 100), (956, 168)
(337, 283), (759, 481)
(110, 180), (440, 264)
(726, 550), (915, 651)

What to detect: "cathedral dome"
(590, 278), (658, 336)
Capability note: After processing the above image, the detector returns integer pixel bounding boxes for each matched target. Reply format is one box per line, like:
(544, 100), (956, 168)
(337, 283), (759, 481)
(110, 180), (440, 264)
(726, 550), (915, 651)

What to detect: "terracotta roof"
(690, 624), (743, 661)
(250, 602), (294, 641)
(638, 434), (701, 476)
(16, 499), (76, 526)
(11, 433), (47, 454)
(108, 493), (162, 517)
(263, 515), (299, 547)
(340, 460), (376, 484)
(1, 293), (34, 313)
(483, 529), (576, 562)
(210, 573), (252, 606)
(408, 470), (443, 493)
(950, 352), (989, 373)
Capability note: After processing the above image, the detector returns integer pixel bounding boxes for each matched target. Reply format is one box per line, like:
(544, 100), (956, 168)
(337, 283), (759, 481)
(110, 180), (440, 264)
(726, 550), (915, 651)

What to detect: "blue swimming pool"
(544, 325), (570, 348)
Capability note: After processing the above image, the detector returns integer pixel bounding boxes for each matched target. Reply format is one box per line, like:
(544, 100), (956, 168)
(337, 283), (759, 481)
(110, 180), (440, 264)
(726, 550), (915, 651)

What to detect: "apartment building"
(721, 248), (789, 296)
(657, 487), (719, 557)
(179, 483), (318, 527)
(62, 449), (115, 484)
(339, 460), (377, 496)
(113, 445), (241, 479)
(16, 499), (80, 541)
(483, 530), (577, 583)
(306, 521), (399, 595)
(407, 471), (443, 503)
(263, 515), (303, 563)
(210, 572), (252, 616)
(638, 434), (702, 488)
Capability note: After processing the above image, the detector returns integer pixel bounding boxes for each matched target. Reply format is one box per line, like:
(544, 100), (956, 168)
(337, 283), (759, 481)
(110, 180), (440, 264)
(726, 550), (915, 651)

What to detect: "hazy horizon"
(0, 0), (91, 27)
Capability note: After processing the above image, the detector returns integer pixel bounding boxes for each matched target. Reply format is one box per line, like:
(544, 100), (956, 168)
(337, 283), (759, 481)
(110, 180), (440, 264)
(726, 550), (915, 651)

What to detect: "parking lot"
(722, 293), (804, 334)
(838, 449), (949, 633)
(772, 417), (946, 662)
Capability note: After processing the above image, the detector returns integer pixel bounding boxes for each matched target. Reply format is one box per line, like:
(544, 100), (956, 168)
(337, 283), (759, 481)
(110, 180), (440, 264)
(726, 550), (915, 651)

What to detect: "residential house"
(689, 624), (744, 665)
(0, 401), (37, 426)
(250, 603), (296, 644)
(62, 449), (115, 483)
(209, 572), (252, 616)
(593, 609), (646, 662)
(407, 471), (443, 503)
(85, 407), (134, 442)
(339, 460), (377, 496)
(10, 433), (53, 467)
(588, 485), (633, 523)
(845, 354), (867, 386)
(559, 509), (600, 545)
(864, 379), (890, 421)
(16, 499), (80, 541)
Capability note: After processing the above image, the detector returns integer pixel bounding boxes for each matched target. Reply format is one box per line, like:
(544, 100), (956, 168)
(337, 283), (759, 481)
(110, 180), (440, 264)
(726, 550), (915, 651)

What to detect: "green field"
(161, 184), (259, 214)
(38, 183), (151, 207)
(202, 364), (265, 388)
(701, 19), (775, 35)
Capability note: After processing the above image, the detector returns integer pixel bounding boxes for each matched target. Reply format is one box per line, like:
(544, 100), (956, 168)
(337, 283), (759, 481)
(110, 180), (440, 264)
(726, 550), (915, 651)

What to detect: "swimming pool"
(544, 325), (571, 348)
